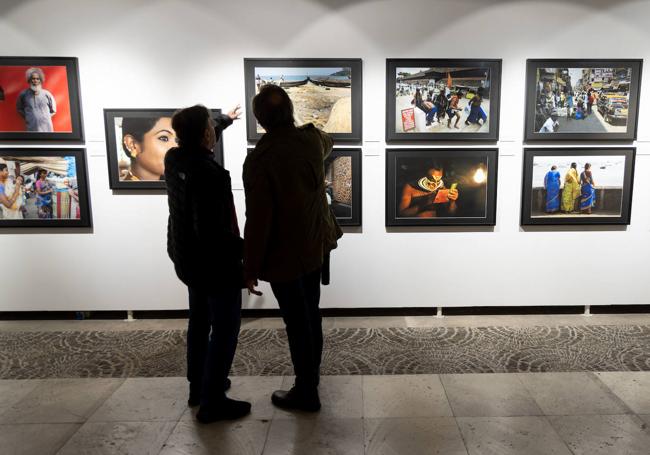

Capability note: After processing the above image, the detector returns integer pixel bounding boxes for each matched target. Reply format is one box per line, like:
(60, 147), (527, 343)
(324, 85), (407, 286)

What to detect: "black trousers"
(271, 268), (322, 391)
(187, 286), (242, 407)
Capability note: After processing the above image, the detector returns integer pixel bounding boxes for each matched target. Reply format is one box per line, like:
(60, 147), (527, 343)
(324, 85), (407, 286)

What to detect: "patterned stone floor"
(1, 325), (648, 379)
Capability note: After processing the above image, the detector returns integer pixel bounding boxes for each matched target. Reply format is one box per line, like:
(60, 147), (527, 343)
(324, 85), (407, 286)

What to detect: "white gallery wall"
(1, 0), (649, 311)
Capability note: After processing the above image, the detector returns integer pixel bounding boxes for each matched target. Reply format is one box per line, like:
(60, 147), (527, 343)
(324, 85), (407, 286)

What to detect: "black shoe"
(188, 378), (232, 407)
(271, 387), (321, 412)
(196, 398), (251, 423)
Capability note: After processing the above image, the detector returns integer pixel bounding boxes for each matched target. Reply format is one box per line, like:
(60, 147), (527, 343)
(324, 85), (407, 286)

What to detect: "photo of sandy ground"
(531, 155), (625, 218)
(534, 67), (632, 134)
(325, 155), (353, 219)
(255, 67), (352, 133)
(395, 67), (491, 134)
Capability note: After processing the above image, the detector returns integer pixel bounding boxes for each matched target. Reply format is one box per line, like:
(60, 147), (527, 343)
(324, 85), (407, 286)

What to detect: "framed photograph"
(524, 59), (642, 142)
(244, 58), (362, 143)
(326, 148), (362, 226)
(0, 148), (92, 228)
(385, 59), (501, 142)
(246, 146), (362, 226)
(386, 148), (498, 226)
(521, 147), (635, 225)
(104, 109), (224, 190)
(0, 57), (84, 142)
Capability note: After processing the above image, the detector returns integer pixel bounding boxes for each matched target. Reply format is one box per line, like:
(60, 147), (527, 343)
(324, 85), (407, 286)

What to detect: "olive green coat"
(243, 124), (342, 283)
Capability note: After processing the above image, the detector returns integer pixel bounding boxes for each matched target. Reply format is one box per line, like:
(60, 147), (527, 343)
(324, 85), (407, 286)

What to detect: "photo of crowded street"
(394, 67), (492, 134)
(534, 67), (633, 134)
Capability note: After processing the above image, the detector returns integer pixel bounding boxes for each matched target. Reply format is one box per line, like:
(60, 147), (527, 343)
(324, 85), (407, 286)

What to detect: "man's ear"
(123, 135), (140, 158)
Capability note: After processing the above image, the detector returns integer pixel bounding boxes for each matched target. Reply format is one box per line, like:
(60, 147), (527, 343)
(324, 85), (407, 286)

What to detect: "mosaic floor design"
(0, 326), (648, 379)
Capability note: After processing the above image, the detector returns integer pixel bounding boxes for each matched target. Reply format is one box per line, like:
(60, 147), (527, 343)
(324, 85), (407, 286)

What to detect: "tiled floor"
(0, 315), (648, 454)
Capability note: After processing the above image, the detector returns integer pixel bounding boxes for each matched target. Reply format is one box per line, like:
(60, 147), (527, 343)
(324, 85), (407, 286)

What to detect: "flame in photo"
(473, 167), (486, 184)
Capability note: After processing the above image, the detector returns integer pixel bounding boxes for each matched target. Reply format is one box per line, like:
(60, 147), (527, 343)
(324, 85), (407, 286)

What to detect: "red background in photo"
(0, 65), (73, 132)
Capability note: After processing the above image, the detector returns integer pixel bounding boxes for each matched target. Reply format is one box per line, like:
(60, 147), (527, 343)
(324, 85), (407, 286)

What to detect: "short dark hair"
(38, 169), (48, 178)
(121, 117), (163, 159)
(551, 165), (557, 170)
(172, 105), (211, 148)
(0, 163), (7, 172)
(252, 84), (294, 131)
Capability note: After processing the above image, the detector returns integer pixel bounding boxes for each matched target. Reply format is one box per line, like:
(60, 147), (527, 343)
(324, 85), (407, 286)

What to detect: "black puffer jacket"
(165, 137), (242, 292)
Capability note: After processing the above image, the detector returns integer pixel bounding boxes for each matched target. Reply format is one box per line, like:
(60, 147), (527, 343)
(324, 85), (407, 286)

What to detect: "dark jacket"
(165, 115), (242, 291)
(243, 124), (342, 283)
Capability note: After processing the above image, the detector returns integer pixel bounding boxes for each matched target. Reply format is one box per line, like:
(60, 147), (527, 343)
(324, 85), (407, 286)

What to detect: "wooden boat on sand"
(278, 78), (309, 88)
(310, 78), (351, 88)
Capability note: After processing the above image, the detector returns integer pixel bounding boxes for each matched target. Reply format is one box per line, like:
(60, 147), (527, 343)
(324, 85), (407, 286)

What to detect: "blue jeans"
(187, 286), (242, 407)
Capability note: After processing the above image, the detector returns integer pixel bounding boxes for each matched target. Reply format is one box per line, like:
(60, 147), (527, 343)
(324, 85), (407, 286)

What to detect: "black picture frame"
(385, 59), (502, 142)
(246, 146), (362, 226)
(524, 59), (642, 142)
(244, 58), (363, 143)
(104, 108), (224, 190)
(0, 57), (84, 142)
(386, 148), (498, 226)
(326, 148), (362, 226)
(0, 148), (92, 228)
(521, 147), (635, 226)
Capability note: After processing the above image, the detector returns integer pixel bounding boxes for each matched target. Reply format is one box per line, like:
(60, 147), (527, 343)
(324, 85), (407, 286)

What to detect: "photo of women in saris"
(580, 163), (596, 214)
(530, 154), (627, 220)
(118, 116), (177, 181)
(543, 165), (561, 213)
(561, 162), (580, 213)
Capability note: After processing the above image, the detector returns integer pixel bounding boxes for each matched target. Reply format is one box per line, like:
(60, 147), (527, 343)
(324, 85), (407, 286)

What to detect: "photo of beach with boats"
(254, 67), (352, 133)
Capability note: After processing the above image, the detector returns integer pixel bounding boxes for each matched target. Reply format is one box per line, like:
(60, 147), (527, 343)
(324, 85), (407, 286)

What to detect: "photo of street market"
(0, 155), (81, 221)
(394, 67), (492, 134)
(534, 67), (632, 134)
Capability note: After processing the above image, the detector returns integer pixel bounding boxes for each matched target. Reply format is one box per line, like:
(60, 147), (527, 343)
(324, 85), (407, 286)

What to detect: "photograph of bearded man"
(16, 67), (57, 132)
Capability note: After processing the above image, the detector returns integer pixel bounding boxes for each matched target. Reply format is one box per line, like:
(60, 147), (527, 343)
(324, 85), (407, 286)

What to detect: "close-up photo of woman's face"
(121, 116), (177, 181)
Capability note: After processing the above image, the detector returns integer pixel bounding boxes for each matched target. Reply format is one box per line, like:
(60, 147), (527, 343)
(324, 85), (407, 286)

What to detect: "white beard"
(30, 83), (41, 94)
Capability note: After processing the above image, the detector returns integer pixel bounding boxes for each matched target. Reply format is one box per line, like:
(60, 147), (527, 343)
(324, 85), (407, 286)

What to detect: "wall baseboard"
(0, 305), (648, 321)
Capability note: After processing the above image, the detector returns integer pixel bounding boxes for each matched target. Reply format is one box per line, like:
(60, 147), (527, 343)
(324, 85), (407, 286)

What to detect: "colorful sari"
(580, 171), (596, 211)
(467, 105), (487, 124)
(561, 168), (580, 212)
(544, 170), (561, 213)
(35, 179), (53, 219)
